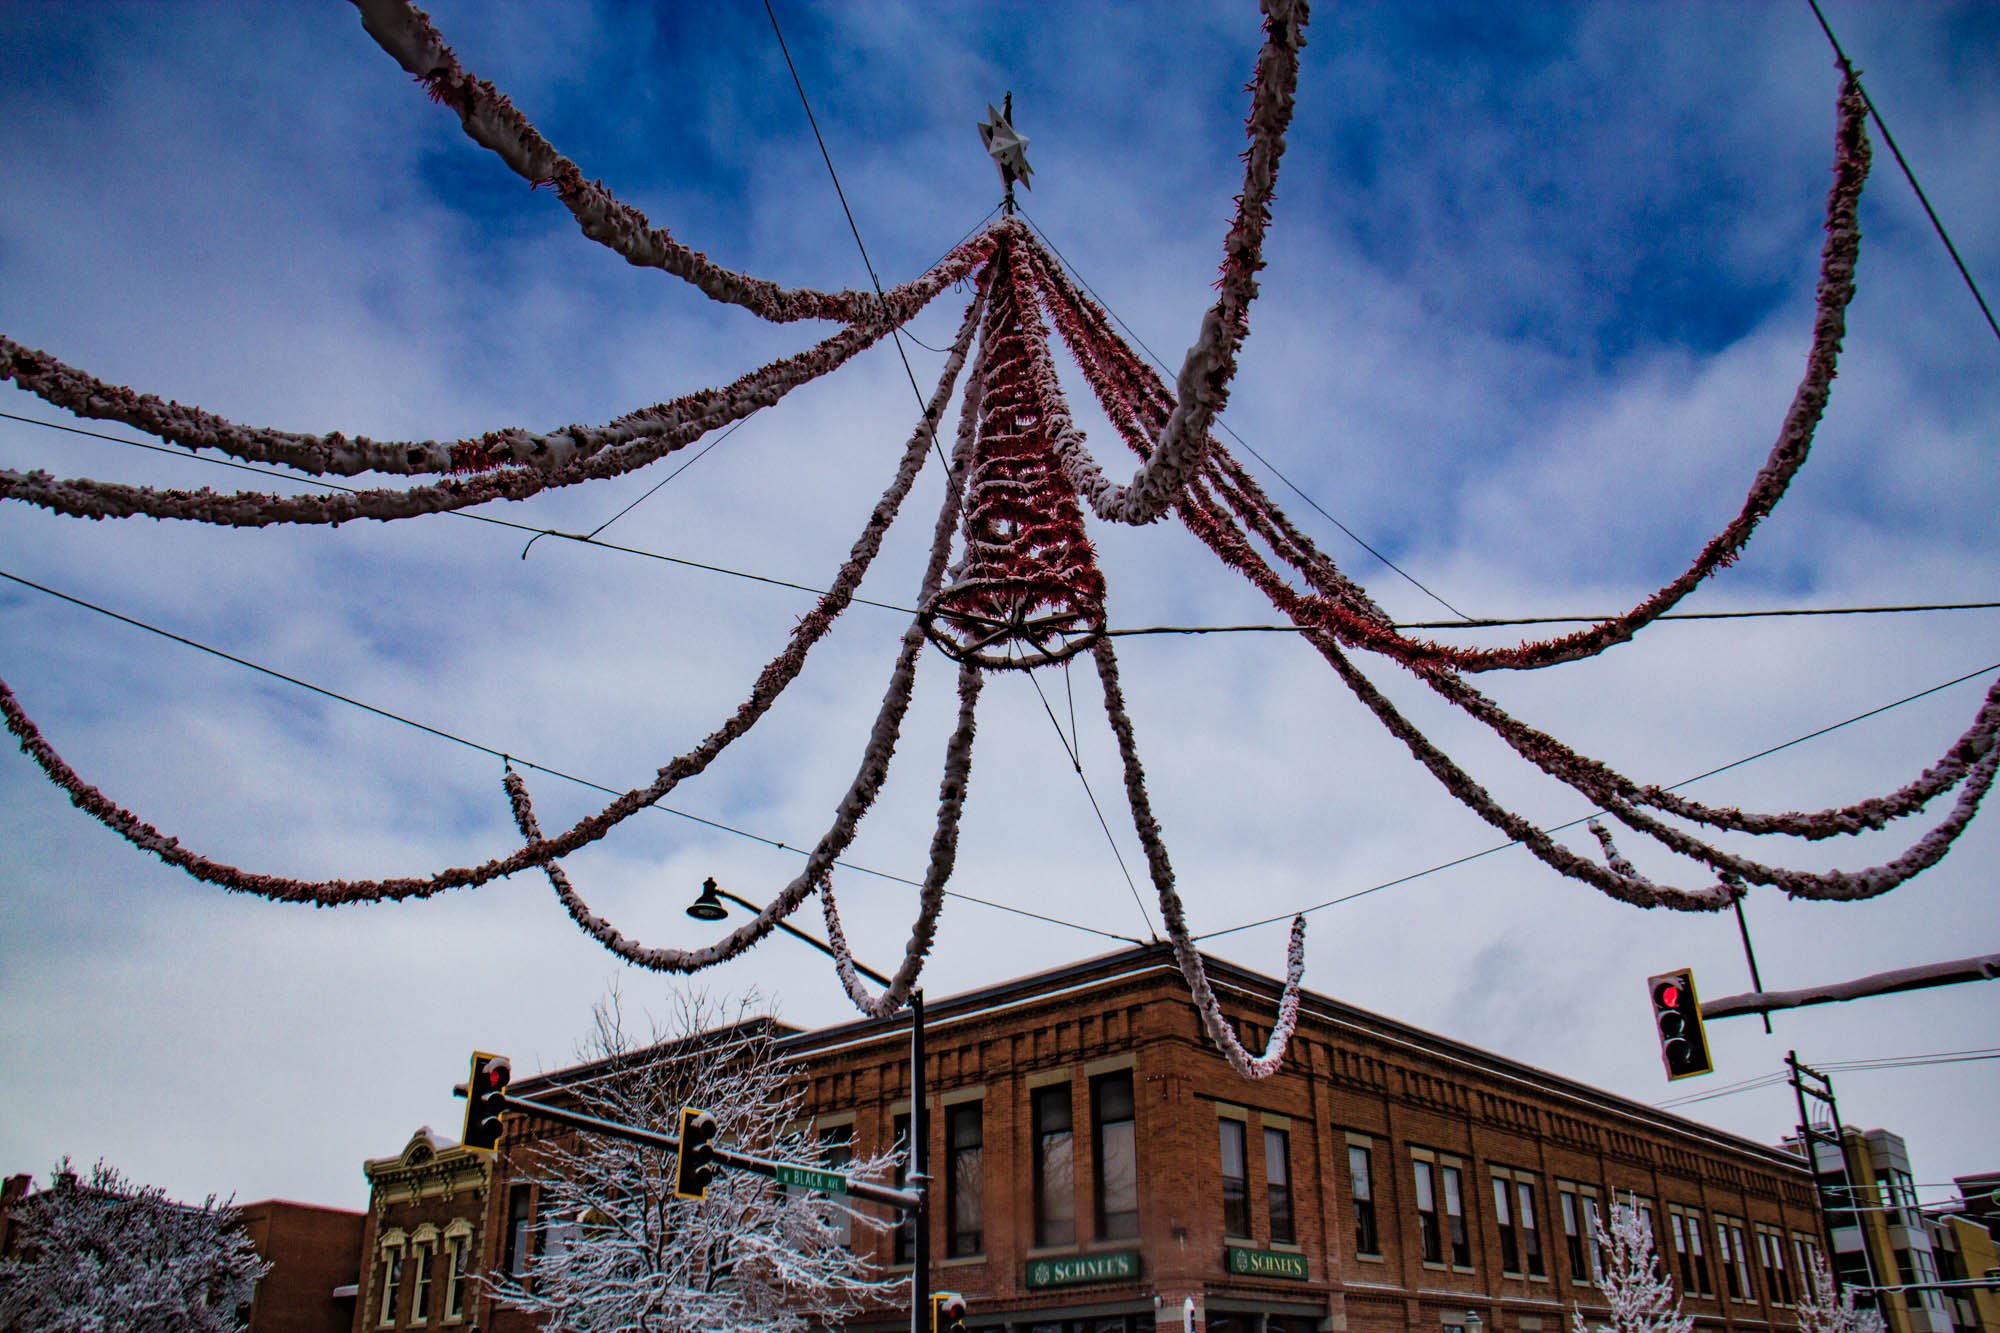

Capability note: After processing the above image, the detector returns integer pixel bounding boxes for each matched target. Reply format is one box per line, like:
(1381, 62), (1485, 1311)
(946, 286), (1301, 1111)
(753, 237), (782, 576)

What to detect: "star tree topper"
(978, 92), (1034, 207)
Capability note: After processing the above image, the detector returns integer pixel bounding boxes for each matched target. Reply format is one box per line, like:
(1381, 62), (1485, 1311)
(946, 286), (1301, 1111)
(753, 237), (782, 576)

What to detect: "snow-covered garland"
(1093, 633), (1307, 1078)
(509, 296), (992, 994)
(1027, 66), (1870, 674)
(0, 6), (1983, 1082)
(922, 231), (1108, 668)
(0, 289), (987, 909)
(1052, 0), (1307, 528)
(0, 240), (991, 509)
(1015, 71), (1999, 909)
(351, 0), (961, 327)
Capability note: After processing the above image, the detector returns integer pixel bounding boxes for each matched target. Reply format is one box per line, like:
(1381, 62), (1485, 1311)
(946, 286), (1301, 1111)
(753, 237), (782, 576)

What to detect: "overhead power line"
(0, 565), (1145, 947)
(1805, 0), (2000, 349)
(1196, 658), (2000, 941)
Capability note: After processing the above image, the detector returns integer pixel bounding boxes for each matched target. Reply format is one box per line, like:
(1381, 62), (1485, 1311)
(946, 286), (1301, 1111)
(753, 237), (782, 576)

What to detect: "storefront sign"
(1225, 1246), (1309, 1280)
(1024, 1250), (1141, 1288)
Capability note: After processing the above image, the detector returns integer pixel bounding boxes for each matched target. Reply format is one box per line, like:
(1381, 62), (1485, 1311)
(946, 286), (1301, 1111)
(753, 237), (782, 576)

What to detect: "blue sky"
(1, 1), (1995, 1212)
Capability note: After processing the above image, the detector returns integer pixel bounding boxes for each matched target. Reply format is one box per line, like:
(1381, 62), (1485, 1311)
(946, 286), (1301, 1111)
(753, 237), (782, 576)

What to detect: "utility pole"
(1788, 1052), (1883, 1310)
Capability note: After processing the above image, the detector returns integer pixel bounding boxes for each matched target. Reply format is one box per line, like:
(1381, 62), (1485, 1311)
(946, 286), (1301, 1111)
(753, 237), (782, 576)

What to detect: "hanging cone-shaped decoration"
(923, 226), (1107, 669)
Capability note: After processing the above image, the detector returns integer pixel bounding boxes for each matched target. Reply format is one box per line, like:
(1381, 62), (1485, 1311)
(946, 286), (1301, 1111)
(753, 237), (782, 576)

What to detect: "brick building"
(354, 1127), (491, 1331)
(235, 1198), (364, 1333)
(441, 944), (1826, 1332)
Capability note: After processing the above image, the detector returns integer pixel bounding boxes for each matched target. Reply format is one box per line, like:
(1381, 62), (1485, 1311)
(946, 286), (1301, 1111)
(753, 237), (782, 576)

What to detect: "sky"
(1, 1), (1995, 1214)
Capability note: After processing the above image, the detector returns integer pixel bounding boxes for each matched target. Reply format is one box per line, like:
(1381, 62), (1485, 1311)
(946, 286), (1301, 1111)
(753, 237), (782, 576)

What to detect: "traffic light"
(463, 1052), (512, 1152)
(932, 1291), (968, 1333)
(1648, 969), (1713, 1080)
(675, 1107), (718, 1200)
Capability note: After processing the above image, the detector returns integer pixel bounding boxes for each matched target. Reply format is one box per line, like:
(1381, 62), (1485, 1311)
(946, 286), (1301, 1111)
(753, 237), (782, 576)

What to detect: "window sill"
(1267, 1242), (1304, 1253)
(1354, 1252), (1387, 1264)
(939, 1254), (985, 1268)
(1025, 1244), (1082, 1259)
(1087, 1238), (1139, 1252)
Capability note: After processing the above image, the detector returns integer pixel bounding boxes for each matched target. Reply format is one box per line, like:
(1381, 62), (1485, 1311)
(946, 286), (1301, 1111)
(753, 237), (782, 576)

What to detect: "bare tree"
(0, 1159), (269, 1333)
(487, 989), (904, 1333)
(1797, 1249), (1888, 1333)
(1571, 1197), (1694, 1333)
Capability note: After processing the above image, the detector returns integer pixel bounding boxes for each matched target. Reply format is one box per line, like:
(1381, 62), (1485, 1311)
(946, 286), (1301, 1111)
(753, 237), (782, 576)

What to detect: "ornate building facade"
(450, 944), (1827, 1333)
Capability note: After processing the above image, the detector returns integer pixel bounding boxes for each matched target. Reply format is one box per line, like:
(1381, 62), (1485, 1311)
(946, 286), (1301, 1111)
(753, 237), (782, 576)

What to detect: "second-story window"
(409, 1242), (433, 1325)
(1493, 1174), (1521, 1274)
(1092, 1072), (1138, 1241)
(443, 1233), (470, 1321)
(1559, 1185), (1599, 1284)
(1669, 1206), (1712, 1297)
(1442, 1164), (1471, 1268)
(1349, 1144), (1380, 1256)
(946, 1102), (984, 1257)
(504, 1184), (535, 1279)
(1219, 1118), (1251, 1239)
(1032, 1085), (1076, 1247)
(1265, 1127), (1295, 1245)
(1414, 1160), (1444, 1264)
(1717, 1218), (1754, 1302)
(1757, 1227), (1794, 1306)
(377, 1247), (404, 1328)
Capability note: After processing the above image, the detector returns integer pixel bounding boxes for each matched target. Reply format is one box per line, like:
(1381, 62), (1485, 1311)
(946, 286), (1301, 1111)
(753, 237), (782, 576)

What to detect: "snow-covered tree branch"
(0, 1159), (269, 1333)
(1797, 1249), (1888, 1333)
(1571, 1197), (1693, 1333)
(487, 989), (904, 1333)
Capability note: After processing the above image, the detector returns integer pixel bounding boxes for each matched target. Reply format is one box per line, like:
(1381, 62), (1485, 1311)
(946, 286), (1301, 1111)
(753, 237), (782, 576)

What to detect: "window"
(894, 1112), (915, 1265)
(1516, 1179), (1546, 1277)
(409, 1241), (434, 1325)
(1093, 1073), (1138, 1241)
(1032, 1085), (1075, 1247)
(1669, 1206), (1712, 1297)
(1265, 1127), (1294, 1245)
(504, 1183), (535, 1278)
(946, 1102), (984, 1257)
(1442, 1164), (1471, 1267)
(1415, 1160), (1444, 1265)
(1717, 1218), (1754, 1302)
(1219, 1118), (1251, 1239)
(1493, 1174), (1520, 1274)
(1757, 1227), (1793, 1306)
(377, 1246), (404, 1327)
(443, 1232), (470, 1321)
(1560, 1184), (1601, 1284)
(1792, 1235), (1822, 1292)
(820, 1122), (856, 1248)
(1349, 1144), (1380, 1256)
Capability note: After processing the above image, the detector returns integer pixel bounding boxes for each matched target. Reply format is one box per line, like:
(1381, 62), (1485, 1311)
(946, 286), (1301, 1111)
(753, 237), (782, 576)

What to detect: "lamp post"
(683, 878), (928, 1333)
(1465, 1310), (1484, 1333)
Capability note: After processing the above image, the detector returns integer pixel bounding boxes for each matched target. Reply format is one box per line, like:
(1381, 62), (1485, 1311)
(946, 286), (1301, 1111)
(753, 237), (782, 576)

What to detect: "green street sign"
(1225, 1246), (1308, 1280)
(1025, 1250), (1141, 1288)
(773, 1164), (849, 1195)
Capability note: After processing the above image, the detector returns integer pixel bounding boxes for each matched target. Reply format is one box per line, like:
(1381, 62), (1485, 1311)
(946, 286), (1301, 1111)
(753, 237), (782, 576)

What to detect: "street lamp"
(684, 877), (893, 988)
(683, 877), (928, 1333)
(1465, 1311), (1484, 1333)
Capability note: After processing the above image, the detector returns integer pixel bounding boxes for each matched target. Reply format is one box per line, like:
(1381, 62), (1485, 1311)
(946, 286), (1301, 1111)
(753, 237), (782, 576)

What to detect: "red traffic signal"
(675, 1107), (719, 1200)
(463, 1052), (512, 1152)
(932, 1291), (968, 1333)
(1647, 969), (1713, 1080)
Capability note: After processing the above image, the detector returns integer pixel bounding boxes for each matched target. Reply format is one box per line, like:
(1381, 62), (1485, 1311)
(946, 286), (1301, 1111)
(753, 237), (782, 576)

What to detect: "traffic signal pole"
(911, 989), (930, 1333)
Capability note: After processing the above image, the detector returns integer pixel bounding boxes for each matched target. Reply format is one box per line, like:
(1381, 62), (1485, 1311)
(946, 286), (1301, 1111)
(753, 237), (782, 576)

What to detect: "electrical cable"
(1016, 209), (1474, 622)
(760, 0), (964, 495)
(1656, 1050), (2000, 1109)
(1805, 0), (2000, 349)
(1195, 658), (2000, 941)
(0, 565), (1147, 946)
(1020, 657), (1161, 942)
